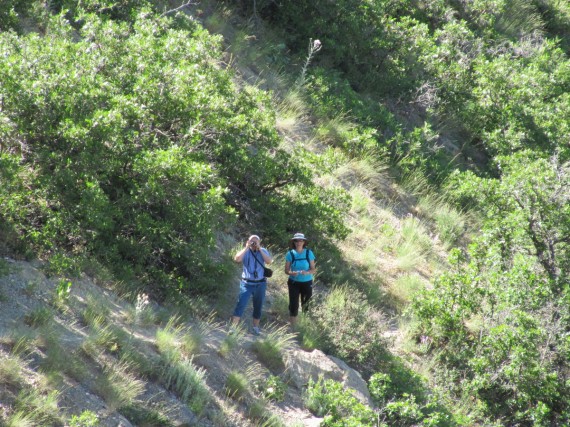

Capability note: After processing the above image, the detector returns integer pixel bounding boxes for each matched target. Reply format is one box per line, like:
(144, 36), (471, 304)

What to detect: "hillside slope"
(1, 256), (384, 426)
(0, 1), (470, 425)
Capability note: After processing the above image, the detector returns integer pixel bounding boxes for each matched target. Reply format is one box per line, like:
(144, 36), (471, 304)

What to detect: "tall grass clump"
(39, 332), (87, 381)
(417, 195), (466, 249)
(294, 313), (325, 351)
(13, 389), (63, 426)
(251, 323), (295, 372)
(23, 306), (53, 328)
(82, 321), (129, 356)
(8, 330), (35, 357)
(180, 327), (204, 359)
(93, 362), (145, 411)
(155, 318), (185, 358)
(0, 258), (11, 276)
(389, 273), (425, 312)
(119, 404), (172, 427)
(400, 216), (432, 253)
(225, 370), (250, 400)
(349, 187), (371, 214)
(248, 399), (285, 427)
(432, 205), (466, 249)
(314, 113), (356, 148)
(160, 354), (210, 415)
(180, 312), (217, 358)
(0, 354), (24, 387)
(117, 342), (161, 380)
(274, 86), (309, 134)
(155, 319), (210, 414)
(80, 294), (111, 328)
(5, 411), (37, 427)
(394, 216), (433, 271)
(219, 324), (245, 358)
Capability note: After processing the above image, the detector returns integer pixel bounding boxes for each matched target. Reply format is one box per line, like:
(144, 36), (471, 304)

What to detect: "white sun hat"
(291, 233), (307, 241)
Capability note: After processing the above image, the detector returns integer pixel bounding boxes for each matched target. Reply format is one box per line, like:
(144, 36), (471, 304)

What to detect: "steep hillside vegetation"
(1, 0), (570, 426)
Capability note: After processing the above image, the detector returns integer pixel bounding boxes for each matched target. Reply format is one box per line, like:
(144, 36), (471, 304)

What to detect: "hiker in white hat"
(284, 232), (316, 326)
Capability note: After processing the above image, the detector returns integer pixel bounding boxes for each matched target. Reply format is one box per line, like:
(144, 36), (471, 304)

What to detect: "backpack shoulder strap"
(289, 250), (296, 265)
(290, 249), (311, 265)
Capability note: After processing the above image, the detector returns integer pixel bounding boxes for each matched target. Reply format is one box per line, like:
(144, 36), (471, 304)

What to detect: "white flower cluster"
(135, 293), (150, 314)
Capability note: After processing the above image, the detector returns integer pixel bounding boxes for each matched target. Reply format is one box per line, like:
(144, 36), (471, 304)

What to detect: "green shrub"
(68, 410), (100, 427)
(0, 9), (351, 299)
(0, 0), (34, 31)
(256, 374), (287, 402)
(233, 0), (424, 95)
(304, 377), (376, 426)
(368, 372), (392, 404)
(311, 287), (387, 374)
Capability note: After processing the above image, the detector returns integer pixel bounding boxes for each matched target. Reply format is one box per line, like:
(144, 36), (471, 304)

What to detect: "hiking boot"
(252, 326), (261, 336)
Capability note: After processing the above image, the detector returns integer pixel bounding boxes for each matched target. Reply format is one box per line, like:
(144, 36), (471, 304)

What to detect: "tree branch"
(161, 1), (198, 17)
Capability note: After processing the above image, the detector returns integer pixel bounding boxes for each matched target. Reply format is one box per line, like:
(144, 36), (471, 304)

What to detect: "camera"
(250, 241), (257, 246)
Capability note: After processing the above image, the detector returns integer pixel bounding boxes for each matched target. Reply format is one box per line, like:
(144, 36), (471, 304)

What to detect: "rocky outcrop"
(285, 348), (374, 407)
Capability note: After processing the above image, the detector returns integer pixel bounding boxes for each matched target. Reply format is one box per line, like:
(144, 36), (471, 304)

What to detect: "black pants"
(288, 278), (313, 316)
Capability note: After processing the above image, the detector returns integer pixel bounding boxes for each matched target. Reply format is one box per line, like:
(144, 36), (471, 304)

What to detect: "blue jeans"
(233, 281), (267, 320)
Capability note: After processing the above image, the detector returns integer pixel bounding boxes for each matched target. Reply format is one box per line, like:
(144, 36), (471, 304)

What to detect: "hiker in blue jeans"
(231, 234), (273, 335)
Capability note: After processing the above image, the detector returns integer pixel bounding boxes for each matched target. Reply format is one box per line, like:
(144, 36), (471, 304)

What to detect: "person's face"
(293, 239), (305, 248)
(249, 237), (261, 249)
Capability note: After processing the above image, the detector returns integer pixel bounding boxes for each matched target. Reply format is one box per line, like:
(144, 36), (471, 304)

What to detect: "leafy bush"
(310, 286), (387, 374)
(304, 376), (376, 427)
(68, 410), (100, 427)
(49, 0), (147, 21)
(256, 374), (287, 402)
(233, 0), (427, 95)
(0, 7), (351, 299)
(0, 0), (34, 31)
(369, 371), (455, 426)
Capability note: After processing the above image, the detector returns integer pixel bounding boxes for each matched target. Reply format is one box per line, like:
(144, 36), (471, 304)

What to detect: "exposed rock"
(302, 415), (325, 427)
(285, 348), (374, 407)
